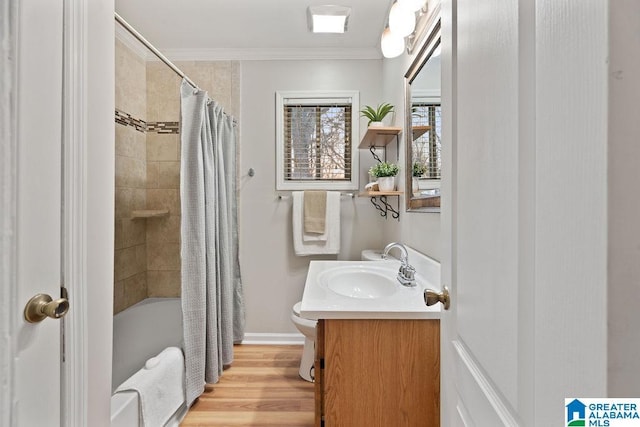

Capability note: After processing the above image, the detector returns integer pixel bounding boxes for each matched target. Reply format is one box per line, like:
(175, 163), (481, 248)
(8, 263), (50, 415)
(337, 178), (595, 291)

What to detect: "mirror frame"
(405, 18), (442, 213)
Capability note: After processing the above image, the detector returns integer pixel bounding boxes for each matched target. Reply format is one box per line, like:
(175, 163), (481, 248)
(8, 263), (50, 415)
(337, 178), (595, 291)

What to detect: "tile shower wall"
(114, 39), (147, 313)
(145, 60), (240, 298)
(114, 36), (240, 311)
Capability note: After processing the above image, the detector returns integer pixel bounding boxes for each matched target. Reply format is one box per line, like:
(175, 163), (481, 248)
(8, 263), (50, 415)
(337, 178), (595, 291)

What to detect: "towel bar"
(277, 192), (355, 200)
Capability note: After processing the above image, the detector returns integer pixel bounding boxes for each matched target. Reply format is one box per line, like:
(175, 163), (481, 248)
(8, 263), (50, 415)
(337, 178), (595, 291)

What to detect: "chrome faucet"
(382, 242), (416, 287)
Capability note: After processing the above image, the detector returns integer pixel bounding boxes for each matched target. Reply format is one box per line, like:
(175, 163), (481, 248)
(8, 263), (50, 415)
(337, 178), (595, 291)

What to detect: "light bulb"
(381, 27), (404, 58)
(388, 3), (415, 38)
(397, 0), (426, 13)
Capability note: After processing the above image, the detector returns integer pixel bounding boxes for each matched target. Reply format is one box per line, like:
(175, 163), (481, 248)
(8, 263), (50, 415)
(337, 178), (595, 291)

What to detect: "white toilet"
(290, 302), (317, 382)
(291, 249), (392, 382)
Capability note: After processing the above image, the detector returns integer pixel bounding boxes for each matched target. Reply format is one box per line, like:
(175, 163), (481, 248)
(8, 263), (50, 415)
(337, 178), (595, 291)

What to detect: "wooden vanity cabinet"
(314, 318), (440, 427)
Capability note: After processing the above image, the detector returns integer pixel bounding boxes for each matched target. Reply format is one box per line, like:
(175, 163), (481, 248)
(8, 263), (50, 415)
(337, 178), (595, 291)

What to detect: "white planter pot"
(369, 121), (384, 127)
(378, 176), (395, 192)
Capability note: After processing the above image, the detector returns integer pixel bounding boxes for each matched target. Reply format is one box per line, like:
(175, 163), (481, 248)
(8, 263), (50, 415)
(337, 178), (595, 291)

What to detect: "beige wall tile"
(133, 130), (147, 160)
(115, 124), (135, 157)
(147, 242), (181, 270)
(136, 244), (147, 274)
(115, 156), (146, 188)
(147, 270), (181, 298)
(157, 161), (180, 189)
(121, 219), (146, 248)
(147, 161), (159, 189)
(133, 188), (146, 211)
(146, 189), (180, 215)
(115, 188), (133, 219)
(146, 215), (181, 244)
(124, 272), (147, 309)
(114, 219), (124, 250)
(147, 133), (179, 161)
(114, 246), (136, 281)
(116, 124), (146, 160)
(115, 39), (146, 120)
(114, 279), (126, 314)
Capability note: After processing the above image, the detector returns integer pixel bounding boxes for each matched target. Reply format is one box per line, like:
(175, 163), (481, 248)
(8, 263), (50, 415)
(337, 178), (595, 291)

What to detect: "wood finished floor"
(180, 344), (315, 427)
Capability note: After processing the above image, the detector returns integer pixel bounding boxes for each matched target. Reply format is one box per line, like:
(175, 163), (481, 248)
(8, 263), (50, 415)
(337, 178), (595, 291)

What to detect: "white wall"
(240, 59), (388, 334)
(608, 0), (640, 396)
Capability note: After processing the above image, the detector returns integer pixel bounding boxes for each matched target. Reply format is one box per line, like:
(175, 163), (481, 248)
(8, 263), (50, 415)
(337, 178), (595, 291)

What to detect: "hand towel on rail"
(114, 346), (185, 427)
(303, 190), (327, 234)
(293, 191), (340, 255)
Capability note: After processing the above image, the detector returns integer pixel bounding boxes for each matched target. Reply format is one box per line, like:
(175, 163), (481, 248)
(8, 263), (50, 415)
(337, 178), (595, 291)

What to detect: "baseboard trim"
(241, 333), (305, 345)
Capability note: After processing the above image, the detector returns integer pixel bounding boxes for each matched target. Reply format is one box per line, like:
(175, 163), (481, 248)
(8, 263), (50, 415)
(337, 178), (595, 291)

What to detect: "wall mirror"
(405, 19), (441, 213)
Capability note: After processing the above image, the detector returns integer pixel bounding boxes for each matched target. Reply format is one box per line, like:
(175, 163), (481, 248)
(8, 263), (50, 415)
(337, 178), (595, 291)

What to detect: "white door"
(439, 1), (608, 426)
(13, 0), (65, 425)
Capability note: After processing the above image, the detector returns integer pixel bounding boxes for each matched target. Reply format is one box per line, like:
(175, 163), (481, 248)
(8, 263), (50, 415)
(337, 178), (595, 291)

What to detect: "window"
(276, 91), (359, 190)
(411, 100), (441, 179)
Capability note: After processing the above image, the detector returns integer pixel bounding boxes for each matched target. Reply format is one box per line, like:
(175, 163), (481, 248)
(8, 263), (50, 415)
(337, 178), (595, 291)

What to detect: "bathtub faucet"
(382, 242), (416, 287)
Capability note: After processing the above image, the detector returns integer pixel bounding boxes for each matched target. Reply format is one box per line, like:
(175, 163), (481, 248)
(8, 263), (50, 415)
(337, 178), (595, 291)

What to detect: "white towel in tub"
(115, 346), (185, 427)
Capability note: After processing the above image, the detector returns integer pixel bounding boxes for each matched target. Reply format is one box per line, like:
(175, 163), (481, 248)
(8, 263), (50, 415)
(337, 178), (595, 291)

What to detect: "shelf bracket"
(369, 145), (383, 163)
(370, 195), (400, 221)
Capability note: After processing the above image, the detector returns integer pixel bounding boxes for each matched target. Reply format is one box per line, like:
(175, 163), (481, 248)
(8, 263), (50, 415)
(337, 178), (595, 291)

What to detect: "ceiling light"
(381, 27), (404, 58)
(389, 2), (415, 38)
(307, 5), (351, 33)
(397, 0), (426, 13)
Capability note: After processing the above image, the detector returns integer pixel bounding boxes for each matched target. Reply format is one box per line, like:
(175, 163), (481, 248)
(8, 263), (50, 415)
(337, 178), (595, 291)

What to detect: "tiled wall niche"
(114, 38), (240, 314)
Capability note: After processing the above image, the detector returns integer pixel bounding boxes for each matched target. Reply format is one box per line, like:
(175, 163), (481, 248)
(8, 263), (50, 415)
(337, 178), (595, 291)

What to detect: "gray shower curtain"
(179, 79), (245, 408)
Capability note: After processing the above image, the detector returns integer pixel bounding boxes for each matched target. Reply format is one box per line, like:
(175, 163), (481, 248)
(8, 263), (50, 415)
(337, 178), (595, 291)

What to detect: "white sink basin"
(300, 259), (442, 320)
(318, 265), (399, 299)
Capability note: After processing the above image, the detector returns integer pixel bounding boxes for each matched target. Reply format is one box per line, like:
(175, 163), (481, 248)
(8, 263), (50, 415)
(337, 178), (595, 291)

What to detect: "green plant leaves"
(360, 103), (394, 124)
(369, 161), (399, 177)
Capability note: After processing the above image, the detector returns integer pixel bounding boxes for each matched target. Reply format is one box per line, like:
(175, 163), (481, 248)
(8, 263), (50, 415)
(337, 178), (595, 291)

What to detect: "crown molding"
(115, 24), (153, 60)
(115, 25), (383, 62)
(158, 47), (383, 61)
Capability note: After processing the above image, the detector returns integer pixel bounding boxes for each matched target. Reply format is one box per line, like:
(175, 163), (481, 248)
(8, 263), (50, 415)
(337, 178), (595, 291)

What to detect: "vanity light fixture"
(307, 5), (351, 33)
(381, 27), (405, 58)
(389, 2), (415, 37)
(381, 0), (427, 58)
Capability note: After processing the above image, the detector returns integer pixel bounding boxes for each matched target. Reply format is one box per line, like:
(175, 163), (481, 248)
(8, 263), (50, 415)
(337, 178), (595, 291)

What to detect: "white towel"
(293, 191), (340, 255)
(115, 347), (185, 427)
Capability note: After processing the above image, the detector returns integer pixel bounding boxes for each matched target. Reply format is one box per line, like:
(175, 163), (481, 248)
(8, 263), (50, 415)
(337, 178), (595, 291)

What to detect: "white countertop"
(300, 260), (442, 320)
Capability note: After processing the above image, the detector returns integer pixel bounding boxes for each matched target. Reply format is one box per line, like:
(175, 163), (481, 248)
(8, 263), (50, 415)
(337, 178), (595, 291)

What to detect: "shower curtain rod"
(115, 13), (238, 125)
(115, 13), (198, 89)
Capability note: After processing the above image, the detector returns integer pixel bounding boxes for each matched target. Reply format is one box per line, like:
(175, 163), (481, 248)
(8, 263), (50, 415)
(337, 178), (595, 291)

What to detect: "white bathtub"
(111, 297), (183, 426)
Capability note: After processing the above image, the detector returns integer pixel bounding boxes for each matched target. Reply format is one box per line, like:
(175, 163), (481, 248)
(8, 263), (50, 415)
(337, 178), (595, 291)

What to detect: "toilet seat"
(292, 301), (303, 317)
(292, 302), (317, 328)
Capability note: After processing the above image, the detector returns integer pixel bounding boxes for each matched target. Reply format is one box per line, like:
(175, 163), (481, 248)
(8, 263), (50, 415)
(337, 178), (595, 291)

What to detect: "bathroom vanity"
(300, 259), (442, 427)
(315, 318), (440, 426)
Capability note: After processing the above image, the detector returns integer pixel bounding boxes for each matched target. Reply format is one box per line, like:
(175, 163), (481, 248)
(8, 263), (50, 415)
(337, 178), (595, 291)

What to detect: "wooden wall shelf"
(358, 190), (403, 197)
(357, 126), (401, 149)
(412, 125), (431, 140)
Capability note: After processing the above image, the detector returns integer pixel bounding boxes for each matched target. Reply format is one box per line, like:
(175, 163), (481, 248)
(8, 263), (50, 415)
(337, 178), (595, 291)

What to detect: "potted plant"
(412, 162), (427, 194)
(412, 162), (427, 177)
(369, 161), (399, 191)
(360, 103), (394, 127)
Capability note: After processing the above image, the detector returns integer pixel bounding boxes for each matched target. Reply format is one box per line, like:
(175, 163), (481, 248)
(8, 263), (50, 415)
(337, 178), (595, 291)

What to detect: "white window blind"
(276, 91), (359, 190)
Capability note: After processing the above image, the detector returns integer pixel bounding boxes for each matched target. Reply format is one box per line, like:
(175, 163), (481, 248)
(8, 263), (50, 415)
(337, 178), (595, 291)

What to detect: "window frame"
(276, 90), (359, 191)
(411, 90), (441, 183)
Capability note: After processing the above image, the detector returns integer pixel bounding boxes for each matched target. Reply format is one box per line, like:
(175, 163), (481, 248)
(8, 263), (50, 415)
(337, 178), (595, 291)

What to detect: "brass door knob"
(424, 286), (450, 310)
(24, 293), (70, 323)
